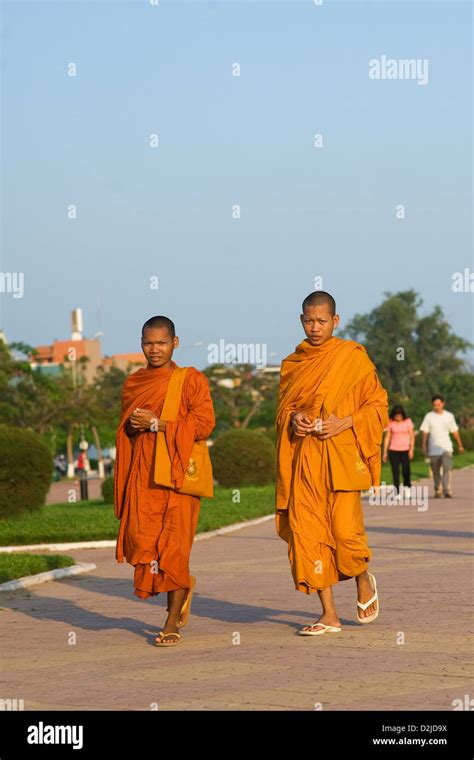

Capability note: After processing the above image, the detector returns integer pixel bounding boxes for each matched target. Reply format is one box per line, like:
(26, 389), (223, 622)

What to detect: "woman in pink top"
(383, 405), (415, 494)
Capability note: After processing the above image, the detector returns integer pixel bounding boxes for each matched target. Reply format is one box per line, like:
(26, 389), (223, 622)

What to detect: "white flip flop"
(298, 623), (342, 636)
(357, 571), (379, 624)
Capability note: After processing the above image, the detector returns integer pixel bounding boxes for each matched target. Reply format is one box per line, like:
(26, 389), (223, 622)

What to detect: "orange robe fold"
(114, 360), (215, 599)
(275, 336), (388, 593)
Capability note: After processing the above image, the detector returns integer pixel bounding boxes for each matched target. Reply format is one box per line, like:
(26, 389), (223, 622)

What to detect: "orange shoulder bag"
(153, 366), (214, 499)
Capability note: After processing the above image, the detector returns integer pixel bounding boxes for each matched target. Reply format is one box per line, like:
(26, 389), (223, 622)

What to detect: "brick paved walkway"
(2, 469), (473, 710)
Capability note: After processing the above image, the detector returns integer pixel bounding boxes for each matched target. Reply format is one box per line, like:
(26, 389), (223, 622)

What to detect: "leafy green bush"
(0, 424), (52, 520)
(101, 476), (114, 503)
(460, 428), (474, 451)
(210, 429), (276, 487)
(263, 427), (277, 446)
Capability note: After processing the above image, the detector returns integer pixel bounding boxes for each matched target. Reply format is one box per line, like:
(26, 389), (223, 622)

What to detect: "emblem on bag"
(186, 458), (197, 478)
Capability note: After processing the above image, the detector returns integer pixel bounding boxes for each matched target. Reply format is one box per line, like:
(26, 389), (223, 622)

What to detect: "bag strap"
(160, 367), (188, 422)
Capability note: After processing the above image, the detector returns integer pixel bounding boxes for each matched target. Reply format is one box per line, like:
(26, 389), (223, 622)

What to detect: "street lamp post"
(78, 435), (89, 501)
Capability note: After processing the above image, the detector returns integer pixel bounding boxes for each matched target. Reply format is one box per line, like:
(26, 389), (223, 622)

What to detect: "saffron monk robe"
(114, 315), (215, 646)
(275, 290), (389, 636)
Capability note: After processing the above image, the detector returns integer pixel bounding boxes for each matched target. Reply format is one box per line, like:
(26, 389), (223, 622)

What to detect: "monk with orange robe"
(114, 315), (215, 646)
(276, 291), (389, 635)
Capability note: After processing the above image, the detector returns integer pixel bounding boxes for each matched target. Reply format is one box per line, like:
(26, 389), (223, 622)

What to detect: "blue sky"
(1, 0), (472, 368)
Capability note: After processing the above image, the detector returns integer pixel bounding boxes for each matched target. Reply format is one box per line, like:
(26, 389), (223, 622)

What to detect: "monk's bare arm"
(338, 415), (353, 432)
(125, 420), (140, 437)
(317, 369), (388, 441)
(127, 410), (166, 434)
(315, 413), (353, 439)
(291, 411), (315, 437)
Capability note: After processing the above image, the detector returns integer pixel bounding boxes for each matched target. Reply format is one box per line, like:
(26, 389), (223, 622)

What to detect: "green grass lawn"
(0, 553), (75, 583)
(0, 453), (472, 547)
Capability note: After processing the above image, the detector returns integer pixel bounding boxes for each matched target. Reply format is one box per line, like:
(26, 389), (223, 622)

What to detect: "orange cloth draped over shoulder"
(114, 360), (215, 599)
(275, 336), (389, 593)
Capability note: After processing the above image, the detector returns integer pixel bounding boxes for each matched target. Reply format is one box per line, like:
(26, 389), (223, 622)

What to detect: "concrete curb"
(194, 513), (274, 541)
(0, 540), (116, 554)
(0, 562), (97, 592)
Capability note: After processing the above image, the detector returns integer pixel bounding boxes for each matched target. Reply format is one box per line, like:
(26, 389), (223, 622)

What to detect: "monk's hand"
(291, 412), (315, 437)
(314, 413), (349, 440)
(129, 408), (161, 432)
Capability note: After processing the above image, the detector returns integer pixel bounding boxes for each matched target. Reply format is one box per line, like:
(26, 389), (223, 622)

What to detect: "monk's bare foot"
(154, 631), (181, 646)
(162, 616), (180, 634)
(155, 616), (180, 644)
(356, 571), (377, 618)
(301, 613), (341, 633)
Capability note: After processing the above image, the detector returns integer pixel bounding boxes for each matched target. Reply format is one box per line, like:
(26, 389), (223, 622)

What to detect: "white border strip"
(0, 540), (116, 553)
(0, 562), (97, 592)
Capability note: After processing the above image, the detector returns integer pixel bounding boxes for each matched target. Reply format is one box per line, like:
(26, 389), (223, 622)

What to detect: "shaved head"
(302, 291), (336, 316)
(141, 315), (175, 339)
(300, 291), (339, 346)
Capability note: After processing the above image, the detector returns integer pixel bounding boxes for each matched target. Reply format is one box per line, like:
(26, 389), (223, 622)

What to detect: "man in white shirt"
(420, 395), (464, 497)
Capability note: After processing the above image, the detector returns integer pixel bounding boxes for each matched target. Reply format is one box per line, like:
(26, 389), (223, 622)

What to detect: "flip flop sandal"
(298, 623), (342, 636)
(178, 575), (196, 628)
(357, 572), (379, 624)
(154, 631), (182, 647)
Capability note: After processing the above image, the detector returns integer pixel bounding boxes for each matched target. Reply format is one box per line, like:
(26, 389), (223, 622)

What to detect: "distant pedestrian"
(383, 405), (414, 496)
(420, 395), (464, 498)
(77, 451), (86, 473)
(54, 454), (67, 477)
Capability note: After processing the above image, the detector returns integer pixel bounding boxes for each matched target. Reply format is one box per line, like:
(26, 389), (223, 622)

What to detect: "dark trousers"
(388, 450), (411, 492)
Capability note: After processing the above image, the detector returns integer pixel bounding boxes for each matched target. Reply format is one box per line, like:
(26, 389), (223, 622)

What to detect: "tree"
(340, 290), (473, 425)
(203, 364), (279, 436)
(0, 339), (134, 460)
